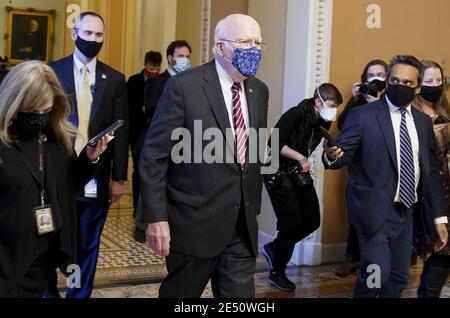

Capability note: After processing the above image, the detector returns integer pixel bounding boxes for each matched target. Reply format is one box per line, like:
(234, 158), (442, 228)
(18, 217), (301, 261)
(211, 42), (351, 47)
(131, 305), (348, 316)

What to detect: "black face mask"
(386, 84), (417, 108)
(75, 36), (103, 59)
(10, 112), (50, 140)
(420, 85), (444, 103)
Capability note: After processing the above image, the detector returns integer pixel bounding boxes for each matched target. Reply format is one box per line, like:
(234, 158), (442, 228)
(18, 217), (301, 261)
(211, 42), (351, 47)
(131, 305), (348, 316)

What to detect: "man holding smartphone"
(50, 11), (129, 298)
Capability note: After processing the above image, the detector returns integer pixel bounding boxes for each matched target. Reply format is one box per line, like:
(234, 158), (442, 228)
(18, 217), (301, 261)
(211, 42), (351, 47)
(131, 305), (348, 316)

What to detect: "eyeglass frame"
(219, 39), (267, 51)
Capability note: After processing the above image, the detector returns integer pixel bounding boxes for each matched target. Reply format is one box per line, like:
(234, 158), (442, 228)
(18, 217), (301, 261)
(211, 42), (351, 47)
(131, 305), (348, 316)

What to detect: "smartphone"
(318, 126), (336, 147)
(434, 115), (450, 125)
(87, 119), (124, 147)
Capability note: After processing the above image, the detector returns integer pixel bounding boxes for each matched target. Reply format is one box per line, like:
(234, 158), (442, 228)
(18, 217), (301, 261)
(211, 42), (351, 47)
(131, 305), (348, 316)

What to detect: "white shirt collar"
(73, 54), (97, 75)
(385, 95), (412, 116)
(167, 67), (177, 77)
(215, 60), (242, 91)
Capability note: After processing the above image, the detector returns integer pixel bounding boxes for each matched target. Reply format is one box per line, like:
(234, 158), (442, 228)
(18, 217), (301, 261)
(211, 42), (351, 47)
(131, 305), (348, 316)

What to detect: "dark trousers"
(418, 253), (450, 298)
(66, 201), (108, 298)
(265, 176), (320, 273)
(346, 224), (360, 261)
(353, 204), (413, 298)
(159, 216), (256, 298)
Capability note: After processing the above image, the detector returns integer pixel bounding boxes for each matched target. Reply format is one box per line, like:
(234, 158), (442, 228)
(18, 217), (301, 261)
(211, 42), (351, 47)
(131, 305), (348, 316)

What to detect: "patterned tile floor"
(68, 174), (450, 298)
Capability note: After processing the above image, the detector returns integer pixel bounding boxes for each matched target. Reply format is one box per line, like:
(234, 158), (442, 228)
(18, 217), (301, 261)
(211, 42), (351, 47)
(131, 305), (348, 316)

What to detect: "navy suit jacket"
(50, 56), (129, 206)
(324, 97), (446, 236)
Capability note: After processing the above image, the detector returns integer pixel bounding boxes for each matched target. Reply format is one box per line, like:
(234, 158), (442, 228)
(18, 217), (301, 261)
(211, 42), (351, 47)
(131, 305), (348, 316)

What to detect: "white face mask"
(320, 107), (337, 122)
(367, 76), (386, 83)
(317, 87), (337, 122)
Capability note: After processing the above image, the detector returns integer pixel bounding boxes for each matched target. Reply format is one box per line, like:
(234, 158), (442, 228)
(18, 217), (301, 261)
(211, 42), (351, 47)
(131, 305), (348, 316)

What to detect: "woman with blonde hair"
(413, 60), (450, 297)
(0, 61), (107, 297)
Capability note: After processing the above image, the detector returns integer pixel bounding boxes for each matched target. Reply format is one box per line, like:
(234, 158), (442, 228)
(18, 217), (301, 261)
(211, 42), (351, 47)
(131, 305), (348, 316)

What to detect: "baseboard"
(321, 243), (347, 264)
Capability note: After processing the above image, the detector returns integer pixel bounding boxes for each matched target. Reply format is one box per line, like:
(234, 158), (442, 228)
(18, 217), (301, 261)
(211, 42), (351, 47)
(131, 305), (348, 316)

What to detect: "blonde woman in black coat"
(0, 61), (107, 298)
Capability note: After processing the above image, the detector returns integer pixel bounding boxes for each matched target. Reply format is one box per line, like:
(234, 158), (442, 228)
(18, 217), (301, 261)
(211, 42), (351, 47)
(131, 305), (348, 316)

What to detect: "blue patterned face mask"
(223, 42), (261, 77)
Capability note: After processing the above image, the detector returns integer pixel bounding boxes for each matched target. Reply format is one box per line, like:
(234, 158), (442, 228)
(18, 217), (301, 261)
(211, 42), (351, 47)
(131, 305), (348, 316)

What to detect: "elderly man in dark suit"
(50, 11), (128, 298)
(140, 14), (269, 298)
(324, 55), (448, 298)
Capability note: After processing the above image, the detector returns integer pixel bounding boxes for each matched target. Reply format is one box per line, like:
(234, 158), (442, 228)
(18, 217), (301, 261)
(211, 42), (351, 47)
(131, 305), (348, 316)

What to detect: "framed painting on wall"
(4, 6), (55, 65)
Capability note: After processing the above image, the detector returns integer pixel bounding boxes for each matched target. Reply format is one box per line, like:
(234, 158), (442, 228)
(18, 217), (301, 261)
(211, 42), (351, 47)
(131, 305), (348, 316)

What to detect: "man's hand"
(434, 223), (448, 252)
(109, 181), (125, 203)
(323, 140), (344, 162)
(146, 221), (171, 256)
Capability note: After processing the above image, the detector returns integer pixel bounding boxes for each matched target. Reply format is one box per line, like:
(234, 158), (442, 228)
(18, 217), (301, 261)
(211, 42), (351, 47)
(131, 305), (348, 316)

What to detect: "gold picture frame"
(4, 6), (55, 65)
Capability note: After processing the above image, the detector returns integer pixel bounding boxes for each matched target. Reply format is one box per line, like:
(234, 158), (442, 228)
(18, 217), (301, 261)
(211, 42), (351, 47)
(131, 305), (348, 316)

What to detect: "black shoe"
(267, 270), (296, 292)
(133, 228), (146, 243)
(261, 242), (275, 270)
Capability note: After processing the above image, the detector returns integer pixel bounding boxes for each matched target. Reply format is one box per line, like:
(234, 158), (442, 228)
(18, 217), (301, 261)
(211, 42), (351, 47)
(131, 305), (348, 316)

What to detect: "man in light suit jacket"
(50, 11), (129, 298)
(139, 14), (269, 298)
(324, 55), (448, 298)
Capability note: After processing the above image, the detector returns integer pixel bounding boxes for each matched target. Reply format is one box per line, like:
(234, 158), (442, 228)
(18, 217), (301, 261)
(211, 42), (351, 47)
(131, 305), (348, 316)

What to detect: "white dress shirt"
(215, 60), (250, 137)
(385, 96), (420, 204)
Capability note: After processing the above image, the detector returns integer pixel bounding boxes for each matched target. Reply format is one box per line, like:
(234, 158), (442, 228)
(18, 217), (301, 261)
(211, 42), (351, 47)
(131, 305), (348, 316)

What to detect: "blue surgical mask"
(223, 42), (261, 77)
(173, 57), (190, 73)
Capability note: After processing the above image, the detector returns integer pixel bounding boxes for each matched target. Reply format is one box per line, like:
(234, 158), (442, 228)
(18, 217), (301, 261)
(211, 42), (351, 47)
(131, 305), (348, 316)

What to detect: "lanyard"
(38, 134), (46, 206)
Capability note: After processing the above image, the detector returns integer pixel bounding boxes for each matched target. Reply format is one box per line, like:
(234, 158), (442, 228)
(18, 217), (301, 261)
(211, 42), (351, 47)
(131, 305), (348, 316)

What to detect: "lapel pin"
(101, 73), (107, 79)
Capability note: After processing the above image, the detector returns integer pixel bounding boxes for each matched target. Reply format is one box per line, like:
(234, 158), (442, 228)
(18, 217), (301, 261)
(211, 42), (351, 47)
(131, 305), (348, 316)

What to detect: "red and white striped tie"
(232, 82), (247, 170)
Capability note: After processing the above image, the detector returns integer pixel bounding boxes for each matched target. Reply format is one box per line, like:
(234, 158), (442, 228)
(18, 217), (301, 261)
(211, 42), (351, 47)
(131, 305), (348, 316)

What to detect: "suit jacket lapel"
(202, 61), (235, 153)
(412, 107), (427, 165)
(59, 57), (78, 127)
(375, 99), (398, 171)
(90, 62), (107, 123)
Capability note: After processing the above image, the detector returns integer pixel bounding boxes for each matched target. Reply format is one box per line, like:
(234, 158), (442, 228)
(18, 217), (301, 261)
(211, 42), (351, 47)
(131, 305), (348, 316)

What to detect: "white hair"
(212, 18), (226, 57)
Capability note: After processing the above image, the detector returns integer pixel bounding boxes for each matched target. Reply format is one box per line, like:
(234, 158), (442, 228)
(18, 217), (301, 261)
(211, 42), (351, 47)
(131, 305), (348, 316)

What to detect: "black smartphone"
(87, 119), (124, 147)
(434, 115), (450, 125)
(318, 126), (336, 147)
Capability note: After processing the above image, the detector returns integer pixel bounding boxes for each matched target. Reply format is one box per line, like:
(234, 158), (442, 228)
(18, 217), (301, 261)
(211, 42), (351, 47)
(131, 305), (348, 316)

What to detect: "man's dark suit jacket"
(139, 61), (269, 258)
(324, 97), (447, 237)
(50, 56), (129, 206)
(143, 69), (171, 122)
(126, 69), (148, 149)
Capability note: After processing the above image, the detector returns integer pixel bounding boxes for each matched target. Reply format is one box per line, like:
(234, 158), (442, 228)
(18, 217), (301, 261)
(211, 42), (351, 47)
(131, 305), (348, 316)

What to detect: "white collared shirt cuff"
(322, 152), (338, 167)
(434, 216), (449, 224)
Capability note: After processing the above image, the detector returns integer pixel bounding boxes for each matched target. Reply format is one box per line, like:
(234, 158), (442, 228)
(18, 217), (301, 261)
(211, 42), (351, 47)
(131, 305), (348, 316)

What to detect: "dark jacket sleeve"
(111, 73), (129, 181)
(70, 148), (102, 191)
(144, 78), (164, 121)
(140, 76), (185, 223)
(323, 107), (363, 169)
(272, 106), (304, 154)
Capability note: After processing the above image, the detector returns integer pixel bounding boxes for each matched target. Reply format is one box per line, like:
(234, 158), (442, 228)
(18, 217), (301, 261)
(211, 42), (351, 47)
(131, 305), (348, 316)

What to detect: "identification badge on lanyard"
(84, 178), (98, 198)
(34, 204), (55, 235)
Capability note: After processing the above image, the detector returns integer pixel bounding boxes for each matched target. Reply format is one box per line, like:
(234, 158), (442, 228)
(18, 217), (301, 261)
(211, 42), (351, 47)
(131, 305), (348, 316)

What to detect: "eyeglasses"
(220, 39), (267, 51)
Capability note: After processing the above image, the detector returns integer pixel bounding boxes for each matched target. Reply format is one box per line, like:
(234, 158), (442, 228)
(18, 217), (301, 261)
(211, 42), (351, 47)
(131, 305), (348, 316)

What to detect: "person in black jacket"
(133, 40), (191, 242)
(262, 83), (343, 291)
(126, 51), (162, 225)
(335, 59), (387, 277)
(0, 61), (107, 298)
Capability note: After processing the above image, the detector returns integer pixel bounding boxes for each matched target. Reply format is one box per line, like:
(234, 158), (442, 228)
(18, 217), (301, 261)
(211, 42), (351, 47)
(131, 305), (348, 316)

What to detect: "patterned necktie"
(74, 65), (92, 155)
(231, 82), (247, 170)
(399, 108), (415, 208)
